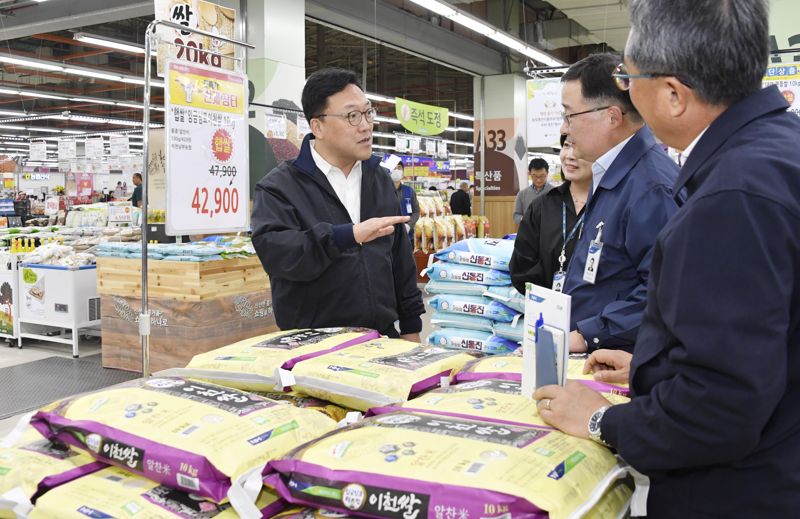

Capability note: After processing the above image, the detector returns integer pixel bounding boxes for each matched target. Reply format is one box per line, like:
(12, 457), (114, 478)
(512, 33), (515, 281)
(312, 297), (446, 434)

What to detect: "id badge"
(583, 241), (603, 284)
(406, 202), (413, 214)
(552, 271), (566, 292)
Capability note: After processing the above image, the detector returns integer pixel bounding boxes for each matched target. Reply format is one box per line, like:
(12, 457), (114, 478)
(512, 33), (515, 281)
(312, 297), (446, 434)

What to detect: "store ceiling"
(0, 0), (628, 163)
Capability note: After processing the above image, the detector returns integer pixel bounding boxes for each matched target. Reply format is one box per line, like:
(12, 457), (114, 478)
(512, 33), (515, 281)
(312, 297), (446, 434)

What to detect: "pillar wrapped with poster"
(472, 118), (527, 197)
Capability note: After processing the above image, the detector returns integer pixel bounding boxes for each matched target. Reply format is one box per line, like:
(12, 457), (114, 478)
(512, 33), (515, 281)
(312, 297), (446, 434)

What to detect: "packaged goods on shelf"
(159, 328), (380, 392)
(427, 327), (520, 355)
(29, 466), (285, 519)
(428, 294), (520, 323)
(20, 243), (95, 267)
(0, 422), (106, 518)
(424, 262), (512, 286)
(30, 377), (337, 504)
(263, 408), (631, 519)
(435, 237), (515, 272)
(289, 338), (476, 411)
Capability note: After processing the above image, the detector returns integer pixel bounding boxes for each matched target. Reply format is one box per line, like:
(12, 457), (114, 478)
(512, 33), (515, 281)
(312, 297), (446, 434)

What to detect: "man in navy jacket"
(251, 68), (424, 340)
(535, 0), (800, 516)
(558, 53), (679, 353)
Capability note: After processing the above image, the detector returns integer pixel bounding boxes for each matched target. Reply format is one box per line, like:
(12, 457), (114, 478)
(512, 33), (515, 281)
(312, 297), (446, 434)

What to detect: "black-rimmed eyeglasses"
(316, 107), (376, 126)
(612, 63), (692, 91)
(562, 106), (612, 126)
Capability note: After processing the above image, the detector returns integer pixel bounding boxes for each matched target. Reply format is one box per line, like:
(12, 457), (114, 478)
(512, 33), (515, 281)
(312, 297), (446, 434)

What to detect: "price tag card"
(58, 140), (77, 161)
(85, 138), (105, 159)
(29, 141), (48, 161)
(109, 135), (130, 157)
(165, 60), (249, 235)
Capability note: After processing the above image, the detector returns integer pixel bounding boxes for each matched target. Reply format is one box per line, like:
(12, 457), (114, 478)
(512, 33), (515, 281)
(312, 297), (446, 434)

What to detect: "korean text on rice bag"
(427, 328), (520, 355)
(423, 278), (488, 297)
(263, 410), (630, 519)
(0, 423), (106, 519)
(435, 238), (515, 272)
(30, 377), (337, 504)
(429, 310), (494, 332)
(290, 339), (476, 411)
(484, 285), (526, 313)
(424, 262), (511, 286)
(30, 465), (285, 519)
(251, 391), (350, 423)
(428, 294), (520, 323)
(158, 328), (380, 392)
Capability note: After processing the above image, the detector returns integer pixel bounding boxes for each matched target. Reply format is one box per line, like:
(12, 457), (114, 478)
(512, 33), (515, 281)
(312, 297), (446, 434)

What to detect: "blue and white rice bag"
(493, 320), (524, 343)
(424, 262), (511, 287)
(430, 311), (494, 333)
(428, 328), (520, 355)
(484, 286), (526, 313)
(428, 294), (520, 323)
(434, 238), (515, 272)
(424, 279), (489, 297)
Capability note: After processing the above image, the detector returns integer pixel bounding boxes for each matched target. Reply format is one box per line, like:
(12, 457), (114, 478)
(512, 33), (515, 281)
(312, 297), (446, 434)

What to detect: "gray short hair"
(626, 0), (768, 106)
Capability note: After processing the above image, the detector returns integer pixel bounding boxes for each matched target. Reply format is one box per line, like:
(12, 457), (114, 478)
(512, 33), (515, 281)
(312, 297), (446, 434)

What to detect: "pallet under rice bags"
(29, 465), (285, 519)
(29, 377), (337, 506)
(0, 422), (106, 519)
(289, 339), (476, 411)
(160, 328), (380, 392)
(263, 409), (630, 519)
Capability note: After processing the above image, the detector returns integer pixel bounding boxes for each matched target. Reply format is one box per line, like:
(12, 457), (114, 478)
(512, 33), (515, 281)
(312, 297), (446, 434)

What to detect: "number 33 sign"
(165, 60), (249, 235)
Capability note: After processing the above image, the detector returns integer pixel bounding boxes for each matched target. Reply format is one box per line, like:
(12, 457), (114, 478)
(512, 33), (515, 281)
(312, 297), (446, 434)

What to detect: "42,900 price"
(191, 187), (239, 219)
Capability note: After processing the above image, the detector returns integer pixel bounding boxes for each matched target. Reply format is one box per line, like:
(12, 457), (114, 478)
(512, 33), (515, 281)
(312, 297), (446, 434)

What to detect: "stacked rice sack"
(414, 215), (491, 253)
(424, 238), (524, 355)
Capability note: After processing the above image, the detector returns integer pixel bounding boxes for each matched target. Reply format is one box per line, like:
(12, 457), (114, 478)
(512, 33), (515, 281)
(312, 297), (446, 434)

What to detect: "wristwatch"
(588, 406), (611, 447)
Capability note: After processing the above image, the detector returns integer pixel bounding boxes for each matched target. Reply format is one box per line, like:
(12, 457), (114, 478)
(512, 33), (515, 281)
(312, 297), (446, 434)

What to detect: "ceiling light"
(0, 110), (26, 117)
(27, 128), (62, 133)
(73, 32), (152, 55)
(61, 129), (87, 135)
(488, 32), (526, 52)
(20, 92), (69, 100)
(116, 102), (144, 109)
(0, 125), (25, 130)
(407, 0), (456, 17)
(449, 13), (495, 36)
(0, 55), (63, 72)
(374, 115), (401, 124)
(0, 88), (20, 95)
(520, 47), (563, 67)
(64, 67), (123, 82)
(450, 112), (474, 122)
(365, 92), (396, 105)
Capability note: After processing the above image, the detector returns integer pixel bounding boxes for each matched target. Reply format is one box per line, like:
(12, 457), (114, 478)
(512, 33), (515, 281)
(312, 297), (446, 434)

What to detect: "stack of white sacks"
(423, 237), (525, 354)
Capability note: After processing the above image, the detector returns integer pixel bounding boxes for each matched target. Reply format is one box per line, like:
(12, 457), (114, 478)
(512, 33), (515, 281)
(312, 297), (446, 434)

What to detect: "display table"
(96, 256), (278, 373)
(17, 264), (100, 357)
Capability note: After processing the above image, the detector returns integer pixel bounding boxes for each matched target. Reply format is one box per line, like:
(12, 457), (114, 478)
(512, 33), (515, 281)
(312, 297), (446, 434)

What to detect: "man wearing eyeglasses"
(556, 52), (679, 354)
(534, 0), (800, 516)
(251, 67), (424, 341)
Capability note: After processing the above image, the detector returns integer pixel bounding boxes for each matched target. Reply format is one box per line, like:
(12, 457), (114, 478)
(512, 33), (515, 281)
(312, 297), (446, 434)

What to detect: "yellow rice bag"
(29, 465), (285, 519)
(251, 391), (350, 423)
(158, 328), (380, 392)
(263, 410), (630, 519)
(30, 377), (336, 506)
(0, 421), (106, 519)
(290, 339), (476, 411)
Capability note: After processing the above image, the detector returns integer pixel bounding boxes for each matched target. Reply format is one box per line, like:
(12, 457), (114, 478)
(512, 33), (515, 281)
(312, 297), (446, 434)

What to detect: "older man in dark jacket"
(251, 68), (424, 340)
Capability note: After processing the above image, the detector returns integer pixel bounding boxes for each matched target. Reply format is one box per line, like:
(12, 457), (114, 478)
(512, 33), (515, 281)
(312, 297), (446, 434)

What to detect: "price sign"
(58, 140), (77, 160)
(108, 201), (133, 223)
(165, 60), (249, 235)
(85, 138), (104, 159)
(29, 141), (47, 161)
(109, 135), (129, 156)
(45, 196), (60, 215)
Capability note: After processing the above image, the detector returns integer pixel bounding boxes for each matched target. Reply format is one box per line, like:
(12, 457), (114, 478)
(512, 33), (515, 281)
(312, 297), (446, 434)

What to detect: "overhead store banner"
(396, 98), (448, 136)
(155, 0), (237, 77)
(763, 63), (800, 117)
(165, 60), (249, 235)
(526, 78), (562, 148)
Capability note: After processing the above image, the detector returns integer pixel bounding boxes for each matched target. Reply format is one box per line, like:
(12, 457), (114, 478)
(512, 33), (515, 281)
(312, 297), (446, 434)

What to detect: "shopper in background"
(534, 0), (800, 516)
(513, 158), (553, 225)
(130, 173), (142, 208)
(449, 181), (471, 215)
(251, 67), (424, 341)
(557, 52), (679, 353)
(510, 135), (592, 292)
(391, 162), (419, 242)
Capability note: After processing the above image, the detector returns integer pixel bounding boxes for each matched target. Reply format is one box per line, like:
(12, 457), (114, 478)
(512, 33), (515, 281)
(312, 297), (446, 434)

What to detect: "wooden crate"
(96, 256), (268, 302)
(101, 289), (278, 373)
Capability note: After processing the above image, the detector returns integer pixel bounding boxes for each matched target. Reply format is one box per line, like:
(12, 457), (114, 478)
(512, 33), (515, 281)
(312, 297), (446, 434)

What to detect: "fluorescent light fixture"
(520, 47), (563, 67)
(20, 92), (69, 100)
(69, 97), (116, 106)
(373, 131), (395, 139)
(116, 102), (145, 109)
(407, 0), (456, 17)
(0, 88), (20, 95)
(488, 32), (526, 51)
(27, 128), (62, 133)
(449, 13), (496, 36)
(374, 115), (401, 124)
(365, 92), (396, 104)
(0, 55), (63, 72)
(0, 125), (26, 130)
(450, 112), (474, 122)
(73, 32), (151, 55)
(61, 129), (87, 134)
(64, 67), (123, 82)
(0, 110), (26, 117)
(448, 126), (474, 132)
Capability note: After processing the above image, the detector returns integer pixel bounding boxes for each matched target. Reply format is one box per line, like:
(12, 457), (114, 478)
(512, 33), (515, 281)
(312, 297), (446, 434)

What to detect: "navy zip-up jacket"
(251, 134), (424, 335)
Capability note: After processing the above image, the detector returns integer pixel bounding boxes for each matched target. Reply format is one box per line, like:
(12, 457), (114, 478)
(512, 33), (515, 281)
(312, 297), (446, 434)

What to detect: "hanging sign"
(264, 113), (287, 139)
(109, 135), (130, 156)
(526, 78), (562, 148)
(29, 141), (47, 161)
(85, 138), (104, 159)
(296, 115), (310, 140)
(395, 97), (449, 136)
(165, 60), (249, 234)
(58, 140), (77, 161)
(155, 0), (237, 77)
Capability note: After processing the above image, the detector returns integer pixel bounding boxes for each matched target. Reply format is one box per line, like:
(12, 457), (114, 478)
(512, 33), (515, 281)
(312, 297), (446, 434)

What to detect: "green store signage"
(395, 98), (449, 136)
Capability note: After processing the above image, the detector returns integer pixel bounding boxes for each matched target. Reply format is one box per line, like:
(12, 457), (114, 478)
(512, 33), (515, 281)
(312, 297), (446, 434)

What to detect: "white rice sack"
(434, 238), (515, 272)
(423, 278), (488, 297)
(484, 285), (526, 313)
(427, 328), (520, 355)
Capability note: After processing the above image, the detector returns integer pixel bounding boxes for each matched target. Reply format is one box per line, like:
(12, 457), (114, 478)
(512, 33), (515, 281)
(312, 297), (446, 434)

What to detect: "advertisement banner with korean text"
(165, 60), (249, 235)
(154, 0), (237, 77)
(763, 63), (800, 117)
(526, 78), (562, 149)
(396, 98), (449, 136)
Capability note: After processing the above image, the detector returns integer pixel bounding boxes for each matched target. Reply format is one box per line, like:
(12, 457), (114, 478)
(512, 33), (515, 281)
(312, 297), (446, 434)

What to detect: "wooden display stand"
(475, 195), (517, 238)
(97, 257), (278, 373)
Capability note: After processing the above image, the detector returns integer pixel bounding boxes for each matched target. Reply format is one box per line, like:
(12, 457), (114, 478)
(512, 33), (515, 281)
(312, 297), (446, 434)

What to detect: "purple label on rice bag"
(142, 378), (274, 416)
(370, 346), (463, 372)
(370, 412), (546, 449)
(253, 328), (373, 350)
(33, 461), (108, 502)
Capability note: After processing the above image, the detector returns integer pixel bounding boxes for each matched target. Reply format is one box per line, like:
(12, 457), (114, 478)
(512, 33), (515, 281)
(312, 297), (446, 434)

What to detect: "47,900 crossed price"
(191, 187), (239, 219)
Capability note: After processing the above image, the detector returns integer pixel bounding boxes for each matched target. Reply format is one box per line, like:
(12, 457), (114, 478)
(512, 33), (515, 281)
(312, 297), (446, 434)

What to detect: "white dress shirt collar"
(591, 134), (634, 194)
